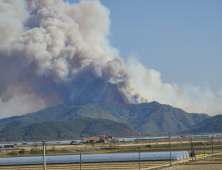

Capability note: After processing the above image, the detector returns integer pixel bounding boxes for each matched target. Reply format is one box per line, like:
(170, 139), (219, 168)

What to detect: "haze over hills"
(180, 115), (222, 134)
(0, 102), (210, 141)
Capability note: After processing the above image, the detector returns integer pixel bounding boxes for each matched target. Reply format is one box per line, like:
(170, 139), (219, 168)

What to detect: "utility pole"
(204, 138), (206, 156)
(191, 136), (193, 160)
(212, 135), (214, 156)
(80, 151), (82, 170)
(139, 147), (141, 170)
(43, 140), (46, 170)
(169, 133), (171, 166)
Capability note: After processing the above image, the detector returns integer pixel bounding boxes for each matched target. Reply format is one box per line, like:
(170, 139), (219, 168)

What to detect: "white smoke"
(0, 0), (221, 118)
(127, 56), (222, 116)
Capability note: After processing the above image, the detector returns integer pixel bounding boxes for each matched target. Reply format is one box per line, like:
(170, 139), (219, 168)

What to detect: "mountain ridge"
(0, 102), (210, 139)
(0, 118), (140, 141)
(179, 114), (222, 134)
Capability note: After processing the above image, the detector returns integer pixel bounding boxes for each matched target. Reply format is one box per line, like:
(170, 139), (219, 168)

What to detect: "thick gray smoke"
(0, 0), (221, 118)
(0, 0), (146, 118)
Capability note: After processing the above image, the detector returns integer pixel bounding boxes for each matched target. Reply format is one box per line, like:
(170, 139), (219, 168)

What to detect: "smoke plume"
(0, 0), (221, 118)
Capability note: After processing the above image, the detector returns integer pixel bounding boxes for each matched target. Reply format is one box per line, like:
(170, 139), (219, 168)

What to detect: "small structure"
(70, 141), (78, 145)
(82, 137), (97, 143)
(100, 135), (115, 143)
(3, 144), (16, 148)
(193, 135), (209, 138)
(70, 140), (84, 145)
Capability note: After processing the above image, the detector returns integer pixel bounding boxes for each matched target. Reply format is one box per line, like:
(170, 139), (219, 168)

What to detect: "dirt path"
(0, 161), (167, 170)
(163, 164), (222, 170)
(160, 153), (222, 170)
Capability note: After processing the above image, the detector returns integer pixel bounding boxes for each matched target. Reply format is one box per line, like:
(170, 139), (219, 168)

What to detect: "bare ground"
(1, 138), (222, 169)
(164, 153), (222, 170)
(0, 161), (167, 170)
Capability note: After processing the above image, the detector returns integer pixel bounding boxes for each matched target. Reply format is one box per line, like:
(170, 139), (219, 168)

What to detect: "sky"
(0, 0), (222, 119)
(68, 0), (222, 92)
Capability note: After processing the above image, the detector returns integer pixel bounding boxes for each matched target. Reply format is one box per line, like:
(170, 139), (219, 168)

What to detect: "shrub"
(9, 151), (18, 156)
(52, 146), (56, 151)
(92, 141), (95, 147)
(145, 145), (152, 148)
(20, 149), (26, 154)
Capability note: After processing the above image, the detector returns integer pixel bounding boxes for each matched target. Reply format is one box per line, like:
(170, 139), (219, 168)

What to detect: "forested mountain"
(0, 118), (140, 141)
(0, 102), (210, 141)
(88, 102), (209, 134)
(180, 115), (222, 134)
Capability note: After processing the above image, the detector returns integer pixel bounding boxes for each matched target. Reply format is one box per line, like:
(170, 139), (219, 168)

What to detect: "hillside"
(0, 102), (210, 138)
(0, 118), (140, 142)
(88, 102), (209, 134)
(0, 104), (119, 131)
(180, 115), (222, 134)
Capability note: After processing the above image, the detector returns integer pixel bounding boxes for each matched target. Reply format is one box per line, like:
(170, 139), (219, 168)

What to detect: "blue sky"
(67, 0), (222, 92)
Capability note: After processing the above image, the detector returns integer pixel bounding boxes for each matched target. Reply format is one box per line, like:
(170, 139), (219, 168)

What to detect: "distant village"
(70, 135), (116, 145)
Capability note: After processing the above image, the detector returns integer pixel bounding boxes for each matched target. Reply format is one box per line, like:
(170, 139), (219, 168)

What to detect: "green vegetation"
(180, 115), (222, 134)
(88, 102), (209, 134)
(20, 149), (26, 154)
(0, 118), (140, 141)
(0, 102), (210, 141)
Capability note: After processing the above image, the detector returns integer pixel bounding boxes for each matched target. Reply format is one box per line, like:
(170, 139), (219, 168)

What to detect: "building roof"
(82, 137), (97, 141)
(100, 135), (112, 140)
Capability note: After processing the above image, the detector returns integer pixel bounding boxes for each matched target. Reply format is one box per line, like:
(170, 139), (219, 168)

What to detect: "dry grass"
(165, 153), (222, 170)
(0, 161), (168, 170)
(1, 138), (222, 169)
